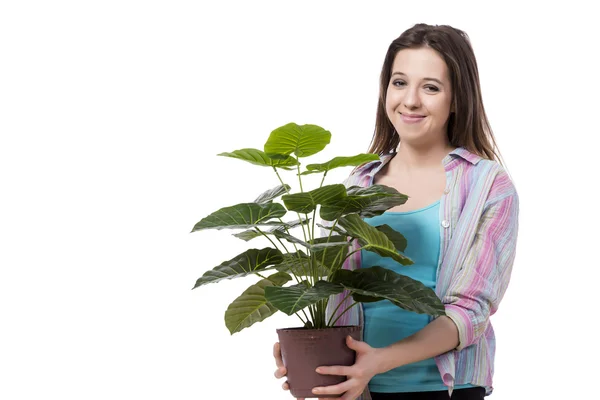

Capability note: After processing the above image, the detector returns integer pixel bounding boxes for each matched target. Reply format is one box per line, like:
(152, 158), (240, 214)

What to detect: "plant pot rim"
(276, 325), (360, 332)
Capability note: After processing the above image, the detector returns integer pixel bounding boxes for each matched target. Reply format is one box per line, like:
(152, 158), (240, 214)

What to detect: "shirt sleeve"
(443, 189), (520, 351)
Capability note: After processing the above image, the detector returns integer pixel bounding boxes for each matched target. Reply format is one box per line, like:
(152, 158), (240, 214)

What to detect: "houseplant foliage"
(191, 122), (445, 335)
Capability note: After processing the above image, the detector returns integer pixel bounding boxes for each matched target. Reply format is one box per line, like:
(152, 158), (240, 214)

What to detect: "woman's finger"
(315, 365), (352, 376)
(274, 366), (287, 379)
(312, 379), (352, 396)
(273, 342), (284, 367)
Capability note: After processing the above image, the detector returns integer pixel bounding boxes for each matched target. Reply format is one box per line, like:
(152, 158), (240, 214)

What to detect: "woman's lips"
(400, 114), (426, 124)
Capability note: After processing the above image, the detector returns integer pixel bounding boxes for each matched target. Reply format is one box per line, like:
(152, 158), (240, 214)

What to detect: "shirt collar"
(445, 146), (482, 166)
(362, 146), (482, 177)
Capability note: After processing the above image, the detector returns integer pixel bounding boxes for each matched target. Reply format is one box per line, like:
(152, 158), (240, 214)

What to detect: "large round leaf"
(192, 202), (286, 231)
(218, 148), (299, 170)
(338, 214), (412, 265)
(281, 184), (346, 214)
(301, 154), (380, 175)
(192, 248), (284, 288)
(224, 272), (292, 334)
(264, 123), (331, 158)
(264, 280), (344, 315)
(331, 267), (445, 316)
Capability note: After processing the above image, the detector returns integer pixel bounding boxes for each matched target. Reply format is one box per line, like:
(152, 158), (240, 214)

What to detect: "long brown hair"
(368, 23), (503, 164)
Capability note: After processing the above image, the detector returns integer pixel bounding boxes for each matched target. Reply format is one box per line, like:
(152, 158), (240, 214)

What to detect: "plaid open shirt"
(324, 147), (520, 398)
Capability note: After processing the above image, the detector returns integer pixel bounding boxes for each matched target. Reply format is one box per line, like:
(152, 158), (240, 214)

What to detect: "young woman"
(273, 23), (519, 400)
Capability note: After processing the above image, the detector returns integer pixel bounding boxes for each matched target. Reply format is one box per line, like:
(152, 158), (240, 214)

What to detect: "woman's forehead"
(392, 48), (449, 81)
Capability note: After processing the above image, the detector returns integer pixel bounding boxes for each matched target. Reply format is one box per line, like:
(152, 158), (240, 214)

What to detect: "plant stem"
(255, 227), (279, 250)
(329, 301), (360, 327)
(273, 166), (287, 191)
(326, 248), (346, 281)
(318, 218), (343, 270)
(296, 312), (307, 326)
(319, 170), (328, 188)
(252, 228), (302, 282)
(273, 166), (309, 245)
(316, 299), (327, 328)
(314, 301), (321, 329)
(277, 218), (300, 254)
(275, 218), (312, 280)
(274, 235), (290, 254)
(311, 209), (317, 246)
(296, 160), (304, 192)
(301, 308), (310, 324)
(307, 304), (315, 326)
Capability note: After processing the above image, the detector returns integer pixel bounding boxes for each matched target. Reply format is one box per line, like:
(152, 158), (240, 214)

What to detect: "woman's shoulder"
(343, 153), (392, 186)
(457, 150), (518, 202)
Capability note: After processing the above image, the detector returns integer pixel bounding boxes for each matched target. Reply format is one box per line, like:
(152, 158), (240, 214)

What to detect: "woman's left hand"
(311, 335), (382, 400)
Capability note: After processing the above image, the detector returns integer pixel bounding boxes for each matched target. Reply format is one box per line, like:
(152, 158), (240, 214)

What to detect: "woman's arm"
(310, 318), (459, 398)
(374, 315), (458, 375)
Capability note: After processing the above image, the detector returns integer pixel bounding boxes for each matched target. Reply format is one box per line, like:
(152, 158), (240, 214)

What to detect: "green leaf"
(273, 251), (309, 271)
(192, 202), (286, 231)
(312, 236), (351, 272)
(338, 214), (413, 265)
(375, 224), (407, 252)
(320, 184), (409, 221)
(281, 217), (312, 229)
(282, 184), (346, 214)
(310, 236), (351, 250)
(254, 184), (291, 204)
(274, 252), (328, 277)
(232, 229), (262, 241)
(301, 154), (380, 175)
(264, 123), (331, 158)
(265, 280), (344, 315)
(331, 267), (445, 316)
(233, 218), (310, 242)
(272, 229), (310, 248)
(192, 248), (284, 288)
(317, 222), (348, 236)
(266, 271), (293, 286)
(224, 274), (292, 334)
(218, 148), (299, 170)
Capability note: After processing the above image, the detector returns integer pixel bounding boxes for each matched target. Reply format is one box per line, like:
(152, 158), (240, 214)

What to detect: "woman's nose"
(402, 86), (421, 108)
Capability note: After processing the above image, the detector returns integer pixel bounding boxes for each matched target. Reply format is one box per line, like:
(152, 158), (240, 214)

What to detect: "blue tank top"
(361, 199), (474, 393)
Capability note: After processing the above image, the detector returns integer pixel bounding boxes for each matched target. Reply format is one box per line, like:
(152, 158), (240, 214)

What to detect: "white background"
(1, 1), (598, 399)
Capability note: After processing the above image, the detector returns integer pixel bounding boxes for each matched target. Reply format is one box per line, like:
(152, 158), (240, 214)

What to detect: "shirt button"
(441, 220), (450, 228)
(444, 188), (450, 194)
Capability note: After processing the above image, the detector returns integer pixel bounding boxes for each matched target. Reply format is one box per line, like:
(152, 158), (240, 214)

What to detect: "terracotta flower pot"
(276, 325), (362, 399)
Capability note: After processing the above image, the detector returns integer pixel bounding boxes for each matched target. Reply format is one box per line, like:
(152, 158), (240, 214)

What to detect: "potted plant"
(191, 122), (445, 398)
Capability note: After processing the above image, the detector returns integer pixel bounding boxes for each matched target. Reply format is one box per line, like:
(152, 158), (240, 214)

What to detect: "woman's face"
(385, 47), (453, 148)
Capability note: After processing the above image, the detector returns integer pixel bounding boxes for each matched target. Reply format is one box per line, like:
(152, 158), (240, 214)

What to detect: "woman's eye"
(425, 85), (440, 92)
(392, 80), (406, 87)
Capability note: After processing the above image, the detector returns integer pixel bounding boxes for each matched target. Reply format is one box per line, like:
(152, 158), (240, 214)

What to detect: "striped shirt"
(324, 147), (520, 398)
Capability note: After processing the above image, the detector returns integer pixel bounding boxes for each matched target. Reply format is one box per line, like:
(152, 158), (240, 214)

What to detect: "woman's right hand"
(273, 342), (296, 396)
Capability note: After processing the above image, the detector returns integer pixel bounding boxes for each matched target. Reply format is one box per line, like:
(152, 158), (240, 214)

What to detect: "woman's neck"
(391, 142), (457, 172)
